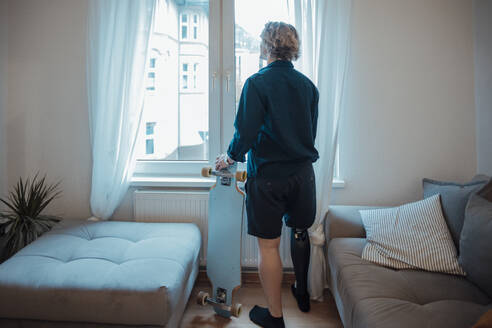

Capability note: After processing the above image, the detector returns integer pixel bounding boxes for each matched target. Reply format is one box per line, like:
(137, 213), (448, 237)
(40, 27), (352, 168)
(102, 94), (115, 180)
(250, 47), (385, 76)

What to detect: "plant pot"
(0, 234), (7, 263)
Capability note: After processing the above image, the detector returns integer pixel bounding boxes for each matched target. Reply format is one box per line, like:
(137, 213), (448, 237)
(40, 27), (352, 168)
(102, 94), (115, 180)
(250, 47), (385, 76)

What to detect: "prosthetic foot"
(290, 228), (311, 312)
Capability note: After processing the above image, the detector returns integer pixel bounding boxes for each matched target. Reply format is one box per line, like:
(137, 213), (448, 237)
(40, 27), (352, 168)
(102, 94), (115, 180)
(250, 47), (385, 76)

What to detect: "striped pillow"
(360, 194), (465, 275)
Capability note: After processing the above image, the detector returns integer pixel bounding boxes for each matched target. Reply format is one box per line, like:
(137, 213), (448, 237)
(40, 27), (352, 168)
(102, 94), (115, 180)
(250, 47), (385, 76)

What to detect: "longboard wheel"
(197, 291), (209, 306)
(201, 167), (212, 178)
(231, 303), (242, 317)
(235, 171), (247, 182)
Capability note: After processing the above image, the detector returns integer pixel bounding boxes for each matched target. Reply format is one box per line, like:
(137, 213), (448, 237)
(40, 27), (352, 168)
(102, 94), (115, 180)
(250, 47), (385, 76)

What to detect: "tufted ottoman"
(0, 219), (201, 328)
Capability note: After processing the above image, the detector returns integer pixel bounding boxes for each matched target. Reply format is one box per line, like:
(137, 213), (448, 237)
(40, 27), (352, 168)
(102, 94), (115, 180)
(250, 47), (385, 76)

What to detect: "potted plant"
(0, 174), (62, 263)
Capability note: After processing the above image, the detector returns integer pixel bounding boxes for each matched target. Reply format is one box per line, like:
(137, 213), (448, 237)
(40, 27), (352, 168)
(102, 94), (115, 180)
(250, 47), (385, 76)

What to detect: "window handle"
(225, 70), (231, 93)
(212, 71), (218, 90)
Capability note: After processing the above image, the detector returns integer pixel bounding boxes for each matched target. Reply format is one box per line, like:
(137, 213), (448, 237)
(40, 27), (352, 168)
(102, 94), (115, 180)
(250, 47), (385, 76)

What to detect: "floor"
(180, 283), (343, 328)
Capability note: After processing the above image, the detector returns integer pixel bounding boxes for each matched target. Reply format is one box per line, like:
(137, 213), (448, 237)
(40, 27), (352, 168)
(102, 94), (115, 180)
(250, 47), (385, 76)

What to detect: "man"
(215, 21), (319, 328)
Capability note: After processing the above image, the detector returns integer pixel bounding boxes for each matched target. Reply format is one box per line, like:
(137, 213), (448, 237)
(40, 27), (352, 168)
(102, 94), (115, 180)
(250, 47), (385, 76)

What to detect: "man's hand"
(215, 153), (235, 171)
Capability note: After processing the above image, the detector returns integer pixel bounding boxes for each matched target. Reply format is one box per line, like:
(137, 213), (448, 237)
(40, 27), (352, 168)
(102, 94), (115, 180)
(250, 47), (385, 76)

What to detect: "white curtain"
(86, 0), (156, 220)
(288, 0), (353, 301)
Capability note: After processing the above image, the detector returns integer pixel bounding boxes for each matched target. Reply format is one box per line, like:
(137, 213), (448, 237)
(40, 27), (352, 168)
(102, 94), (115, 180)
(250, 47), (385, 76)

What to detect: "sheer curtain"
(86, 0), (156, 220)
(288, 0), (353, 301)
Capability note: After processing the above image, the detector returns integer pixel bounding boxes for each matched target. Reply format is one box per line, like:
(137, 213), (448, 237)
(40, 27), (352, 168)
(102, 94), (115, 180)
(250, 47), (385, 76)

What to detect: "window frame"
(133, 0), (341, 185)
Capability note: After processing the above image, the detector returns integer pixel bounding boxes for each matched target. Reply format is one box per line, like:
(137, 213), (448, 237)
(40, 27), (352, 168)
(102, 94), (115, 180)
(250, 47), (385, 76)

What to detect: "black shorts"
(245, 164), (316, 239)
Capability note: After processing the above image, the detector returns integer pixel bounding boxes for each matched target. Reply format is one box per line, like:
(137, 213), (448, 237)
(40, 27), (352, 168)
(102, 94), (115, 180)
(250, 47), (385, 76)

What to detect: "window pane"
(234, 0), (289, 106)
(137, 0), (209, 161)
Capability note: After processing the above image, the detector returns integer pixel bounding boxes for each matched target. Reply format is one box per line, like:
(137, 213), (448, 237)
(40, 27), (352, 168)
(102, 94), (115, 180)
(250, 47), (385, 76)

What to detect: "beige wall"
(6, 0), (91, 218)
(331, 0), (477, 206)
(473, 0), (492, 176)
(0, 0), (8, 203)
(4, 0), (478, 220)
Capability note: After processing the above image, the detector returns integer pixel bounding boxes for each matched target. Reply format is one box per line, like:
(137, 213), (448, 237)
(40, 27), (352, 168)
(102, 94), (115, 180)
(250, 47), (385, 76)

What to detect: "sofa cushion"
(423, 177), (488, 248)
(460, 182), (492, 298)
(328, 238), (491, 328)
(0, 220), (201, 327)
(360, 195), (464, 275)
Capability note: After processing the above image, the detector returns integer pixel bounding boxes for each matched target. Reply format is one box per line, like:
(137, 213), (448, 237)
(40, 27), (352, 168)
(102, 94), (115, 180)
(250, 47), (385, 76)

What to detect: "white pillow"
(360, 194), (465, 275)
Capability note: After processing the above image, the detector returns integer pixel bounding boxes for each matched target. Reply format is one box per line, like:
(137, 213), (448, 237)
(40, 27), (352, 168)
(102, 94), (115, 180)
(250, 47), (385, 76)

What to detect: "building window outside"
(182, 63), (189, 89)
(146, 122), (156, 135)
(146, 139), (155, 155)
(147, 56), (157, 91)
(192, 14), (198, 39)
(147, 72), (156, 90)
(193, 63), (198, 88)
(181, 14), (188, 39)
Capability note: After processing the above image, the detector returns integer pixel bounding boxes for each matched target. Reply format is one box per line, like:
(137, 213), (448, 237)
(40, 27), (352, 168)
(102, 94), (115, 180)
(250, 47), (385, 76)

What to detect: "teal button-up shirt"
(227, 60), (319, 178)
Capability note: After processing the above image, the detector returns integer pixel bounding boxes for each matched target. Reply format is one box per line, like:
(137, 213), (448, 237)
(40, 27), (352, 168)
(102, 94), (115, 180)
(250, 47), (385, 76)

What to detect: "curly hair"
(260, 21), (300, 61)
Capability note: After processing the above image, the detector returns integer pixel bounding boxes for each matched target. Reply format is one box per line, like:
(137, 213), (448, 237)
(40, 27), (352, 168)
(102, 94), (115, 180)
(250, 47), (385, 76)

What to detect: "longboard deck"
(205, 166), (245, 317)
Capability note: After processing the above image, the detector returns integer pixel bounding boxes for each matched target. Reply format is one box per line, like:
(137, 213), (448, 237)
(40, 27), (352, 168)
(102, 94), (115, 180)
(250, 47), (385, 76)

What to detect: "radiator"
(134, 190), (293, 268)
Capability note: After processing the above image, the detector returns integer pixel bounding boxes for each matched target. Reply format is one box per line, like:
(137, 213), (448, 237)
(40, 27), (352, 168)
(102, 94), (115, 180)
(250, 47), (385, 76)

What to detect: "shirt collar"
(262, 60), (294, 70)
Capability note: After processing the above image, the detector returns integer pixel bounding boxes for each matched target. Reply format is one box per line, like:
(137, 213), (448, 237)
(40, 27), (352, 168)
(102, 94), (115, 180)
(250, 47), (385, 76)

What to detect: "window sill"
(131, 176), (346, 189)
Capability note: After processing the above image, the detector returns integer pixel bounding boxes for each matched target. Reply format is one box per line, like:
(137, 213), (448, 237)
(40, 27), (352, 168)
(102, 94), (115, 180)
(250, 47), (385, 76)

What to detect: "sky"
(235, 0), (291, 40)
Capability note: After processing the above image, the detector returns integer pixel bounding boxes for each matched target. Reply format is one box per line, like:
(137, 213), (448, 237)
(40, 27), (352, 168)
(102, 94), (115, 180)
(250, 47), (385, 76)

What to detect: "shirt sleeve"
(312, 87), (319, 141)
(227, 78), (266, 162)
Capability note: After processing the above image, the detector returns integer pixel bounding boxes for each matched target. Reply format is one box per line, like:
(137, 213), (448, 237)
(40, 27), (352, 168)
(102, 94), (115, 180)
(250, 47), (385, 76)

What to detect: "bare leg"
(257, 237), (283, 318)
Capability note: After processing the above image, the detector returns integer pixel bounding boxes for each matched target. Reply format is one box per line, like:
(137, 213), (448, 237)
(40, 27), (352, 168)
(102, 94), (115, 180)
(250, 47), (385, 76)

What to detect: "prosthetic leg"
(290, 228), (311, 312)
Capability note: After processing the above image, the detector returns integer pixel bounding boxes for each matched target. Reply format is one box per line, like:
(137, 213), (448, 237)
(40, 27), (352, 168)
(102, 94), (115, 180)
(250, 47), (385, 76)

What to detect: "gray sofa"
(325, 206), (492, 328)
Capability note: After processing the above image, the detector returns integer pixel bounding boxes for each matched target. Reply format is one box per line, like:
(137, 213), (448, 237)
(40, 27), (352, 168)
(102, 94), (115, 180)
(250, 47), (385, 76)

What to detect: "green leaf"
(0, 174), (63, 261)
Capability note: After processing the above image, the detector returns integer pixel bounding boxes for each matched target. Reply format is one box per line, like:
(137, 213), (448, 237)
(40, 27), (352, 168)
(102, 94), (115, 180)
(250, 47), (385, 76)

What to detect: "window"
(136, 1), (210, 166)
(146, 122), (156, 135)
(135, 0), (339, 181)
(147, 72), (155, 90)
(193, 63), (198, 88)
(146, 139), (155, 154)
(181, 63), (189, 89)
(147, 55), (157, 91)
(181, 14), (188, 40)
(234, 1), (289, 106)
(192, 14), (199, 40)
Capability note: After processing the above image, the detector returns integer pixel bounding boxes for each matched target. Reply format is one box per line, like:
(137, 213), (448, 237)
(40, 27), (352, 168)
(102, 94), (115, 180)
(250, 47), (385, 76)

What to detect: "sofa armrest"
(324, 205), (387, 244)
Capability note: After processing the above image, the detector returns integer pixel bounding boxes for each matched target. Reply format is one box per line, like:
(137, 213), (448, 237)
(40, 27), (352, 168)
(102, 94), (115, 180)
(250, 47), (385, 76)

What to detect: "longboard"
(197, 164), (247, 318)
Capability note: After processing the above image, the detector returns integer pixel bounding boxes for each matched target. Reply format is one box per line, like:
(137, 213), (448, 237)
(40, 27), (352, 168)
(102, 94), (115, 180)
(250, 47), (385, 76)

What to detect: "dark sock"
(291, 284), (310, 312)
(249, 305), (285, 328)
